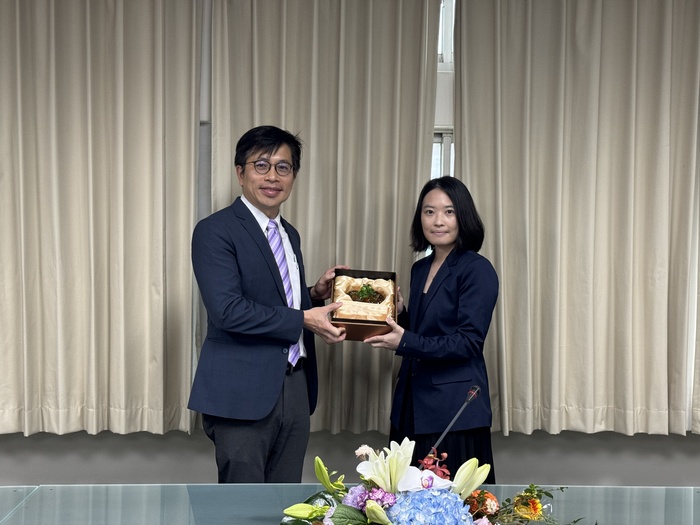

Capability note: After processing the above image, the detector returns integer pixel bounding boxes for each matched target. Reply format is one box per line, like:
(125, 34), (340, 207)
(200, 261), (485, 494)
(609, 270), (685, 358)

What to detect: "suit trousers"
(202, 368), (310, 483)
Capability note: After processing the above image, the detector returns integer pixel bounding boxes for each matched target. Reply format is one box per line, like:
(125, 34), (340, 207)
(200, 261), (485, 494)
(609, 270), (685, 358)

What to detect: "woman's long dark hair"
(409, 176), (485, 253)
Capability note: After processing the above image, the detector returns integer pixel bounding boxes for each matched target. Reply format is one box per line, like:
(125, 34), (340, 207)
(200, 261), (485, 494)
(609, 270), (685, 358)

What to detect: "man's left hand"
(310, 265), (349, 301)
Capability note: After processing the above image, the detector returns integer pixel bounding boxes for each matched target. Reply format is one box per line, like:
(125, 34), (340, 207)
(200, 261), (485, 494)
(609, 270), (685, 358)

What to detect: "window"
(434, 1), (455, 179)
(438, 0), (455, 68)
(431, 131), (454, 179)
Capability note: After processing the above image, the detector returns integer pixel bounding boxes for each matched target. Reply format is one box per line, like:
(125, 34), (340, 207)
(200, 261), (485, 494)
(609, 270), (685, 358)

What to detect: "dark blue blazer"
(188, 197), (318, 420)
(391, 249), (498, 435)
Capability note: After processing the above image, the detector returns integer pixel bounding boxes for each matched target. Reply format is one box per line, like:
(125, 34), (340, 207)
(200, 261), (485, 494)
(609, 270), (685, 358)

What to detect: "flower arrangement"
(280, 438), (584, 525)
(467, 485), (584, 525)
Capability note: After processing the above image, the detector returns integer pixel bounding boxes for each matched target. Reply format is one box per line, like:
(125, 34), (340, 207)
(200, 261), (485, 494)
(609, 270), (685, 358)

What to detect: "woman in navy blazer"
(366, 176), (498, 482)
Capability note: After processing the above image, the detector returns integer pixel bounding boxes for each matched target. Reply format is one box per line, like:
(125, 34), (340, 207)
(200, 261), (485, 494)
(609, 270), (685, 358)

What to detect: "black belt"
(286, 357), (305, 375)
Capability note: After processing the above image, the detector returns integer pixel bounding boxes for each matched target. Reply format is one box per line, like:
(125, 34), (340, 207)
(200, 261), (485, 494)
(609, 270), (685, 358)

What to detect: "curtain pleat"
(210, 0), (440, 433)
(0, 0), (199, 435)
(4, 0), (697, 440)
(455, 0), (700, 435)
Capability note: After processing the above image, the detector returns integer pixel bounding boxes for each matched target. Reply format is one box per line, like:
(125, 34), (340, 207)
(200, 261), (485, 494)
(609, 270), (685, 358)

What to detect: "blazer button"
(282, 348), (289, 355)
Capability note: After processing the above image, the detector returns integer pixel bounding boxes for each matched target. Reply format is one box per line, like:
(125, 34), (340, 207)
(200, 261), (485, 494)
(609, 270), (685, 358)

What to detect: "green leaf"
(327, 503), (368, 525)
(305, 491), (340, 507)
(358, 284), (373, 299)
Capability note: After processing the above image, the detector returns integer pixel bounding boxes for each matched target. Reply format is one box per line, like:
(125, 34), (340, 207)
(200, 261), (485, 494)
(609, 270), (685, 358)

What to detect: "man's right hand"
(303, 302), (346, 344)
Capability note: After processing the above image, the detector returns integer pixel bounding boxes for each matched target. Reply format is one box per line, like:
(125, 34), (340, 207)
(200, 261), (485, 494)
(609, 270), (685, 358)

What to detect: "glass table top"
(487, 484), (700, 524)
(0, 487), (37, 522)
(0, 483), (697, 524)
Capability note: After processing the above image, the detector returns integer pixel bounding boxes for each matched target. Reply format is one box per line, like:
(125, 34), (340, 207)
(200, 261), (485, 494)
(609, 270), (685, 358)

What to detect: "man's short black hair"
(234, 125), (303, 175)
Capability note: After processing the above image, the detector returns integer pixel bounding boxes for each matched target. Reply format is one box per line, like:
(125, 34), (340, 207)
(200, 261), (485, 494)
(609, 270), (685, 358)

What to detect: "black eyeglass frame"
(244, 160), (294, 176)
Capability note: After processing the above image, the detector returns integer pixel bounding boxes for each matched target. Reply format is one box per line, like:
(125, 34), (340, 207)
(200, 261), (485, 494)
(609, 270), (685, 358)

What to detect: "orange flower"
(514, 496), (543, 520)
(467, 489), (500, 516)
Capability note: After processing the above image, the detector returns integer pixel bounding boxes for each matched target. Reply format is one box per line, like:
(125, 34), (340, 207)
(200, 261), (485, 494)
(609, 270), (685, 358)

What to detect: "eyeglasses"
(245, 159), (294, 177)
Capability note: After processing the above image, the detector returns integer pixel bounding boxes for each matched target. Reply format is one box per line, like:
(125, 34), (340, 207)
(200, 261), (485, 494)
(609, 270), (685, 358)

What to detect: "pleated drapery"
(209, 0), (441, 433)
(455, 0), (700, 435)
(2, 0), (698, 439)
(0, 0), (200, 434)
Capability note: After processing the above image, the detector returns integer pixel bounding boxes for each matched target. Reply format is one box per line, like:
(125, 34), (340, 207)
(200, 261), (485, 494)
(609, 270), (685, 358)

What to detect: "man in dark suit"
(188, 125), (346, 483)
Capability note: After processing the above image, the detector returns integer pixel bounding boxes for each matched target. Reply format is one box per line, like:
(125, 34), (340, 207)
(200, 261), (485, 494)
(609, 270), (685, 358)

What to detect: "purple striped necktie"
(267, 219), (300, 366)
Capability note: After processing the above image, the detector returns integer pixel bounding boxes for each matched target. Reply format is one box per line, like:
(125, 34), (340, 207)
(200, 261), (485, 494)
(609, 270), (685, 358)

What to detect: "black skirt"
(390, 373), (496, 484)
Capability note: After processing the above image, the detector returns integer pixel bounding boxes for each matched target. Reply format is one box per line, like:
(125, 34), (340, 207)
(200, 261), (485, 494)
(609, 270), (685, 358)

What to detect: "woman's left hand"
(364, 316), (404, 351)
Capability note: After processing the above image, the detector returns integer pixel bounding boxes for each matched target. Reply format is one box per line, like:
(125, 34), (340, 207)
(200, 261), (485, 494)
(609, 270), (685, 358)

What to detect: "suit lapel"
(232, 198), (287, 304)
(410, 257), (431, 329)
(411, 250), (458, 330)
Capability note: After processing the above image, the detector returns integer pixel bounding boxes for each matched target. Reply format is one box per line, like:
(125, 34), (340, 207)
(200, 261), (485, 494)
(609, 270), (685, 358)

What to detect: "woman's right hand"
(364, 316), (403, 351)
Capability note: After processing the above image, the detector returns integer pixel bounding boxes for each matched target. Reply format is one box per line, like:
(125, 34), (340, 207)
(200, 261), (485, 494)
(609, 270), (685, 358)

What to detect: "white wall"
(1, 430), (698, 487)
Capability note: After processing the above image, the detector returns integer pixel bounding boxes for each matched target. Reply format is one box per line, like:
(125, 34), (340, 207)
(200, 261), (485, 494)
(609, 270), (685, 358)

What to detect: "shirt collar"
(240, 195), (281, 232)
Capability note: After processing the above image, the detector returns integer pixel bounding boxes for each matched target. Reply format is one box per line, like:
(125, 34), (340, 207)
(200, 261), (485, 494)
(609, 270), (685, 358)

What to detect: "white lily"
(385, 437), (414, 492)
(356, 438), (414, 492)
(356, 449), (391, 491)
(398, 466), (453, 492)
(451, 458), (491, 500)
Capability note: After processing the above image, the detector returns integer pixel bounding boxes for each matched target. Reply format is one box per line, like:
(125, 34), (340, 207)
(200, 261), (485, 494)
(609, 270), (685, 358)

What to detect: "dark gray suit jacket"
(188, 197), (318, 420)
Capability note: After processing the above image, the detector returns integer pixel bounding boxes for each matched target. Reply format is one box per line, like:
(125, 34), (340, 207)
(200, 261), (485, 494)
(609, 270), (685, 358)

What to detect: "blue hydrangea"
(385, 488), (474, 525)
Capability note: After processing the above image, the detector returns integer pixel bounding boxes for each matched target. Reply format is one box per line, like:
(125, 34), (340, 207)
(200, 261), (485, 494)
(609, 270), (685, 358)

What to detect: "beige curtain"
(210, 0), (441, 433)
(455, 0), (700, 435)
(0, 0), (200, 435)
